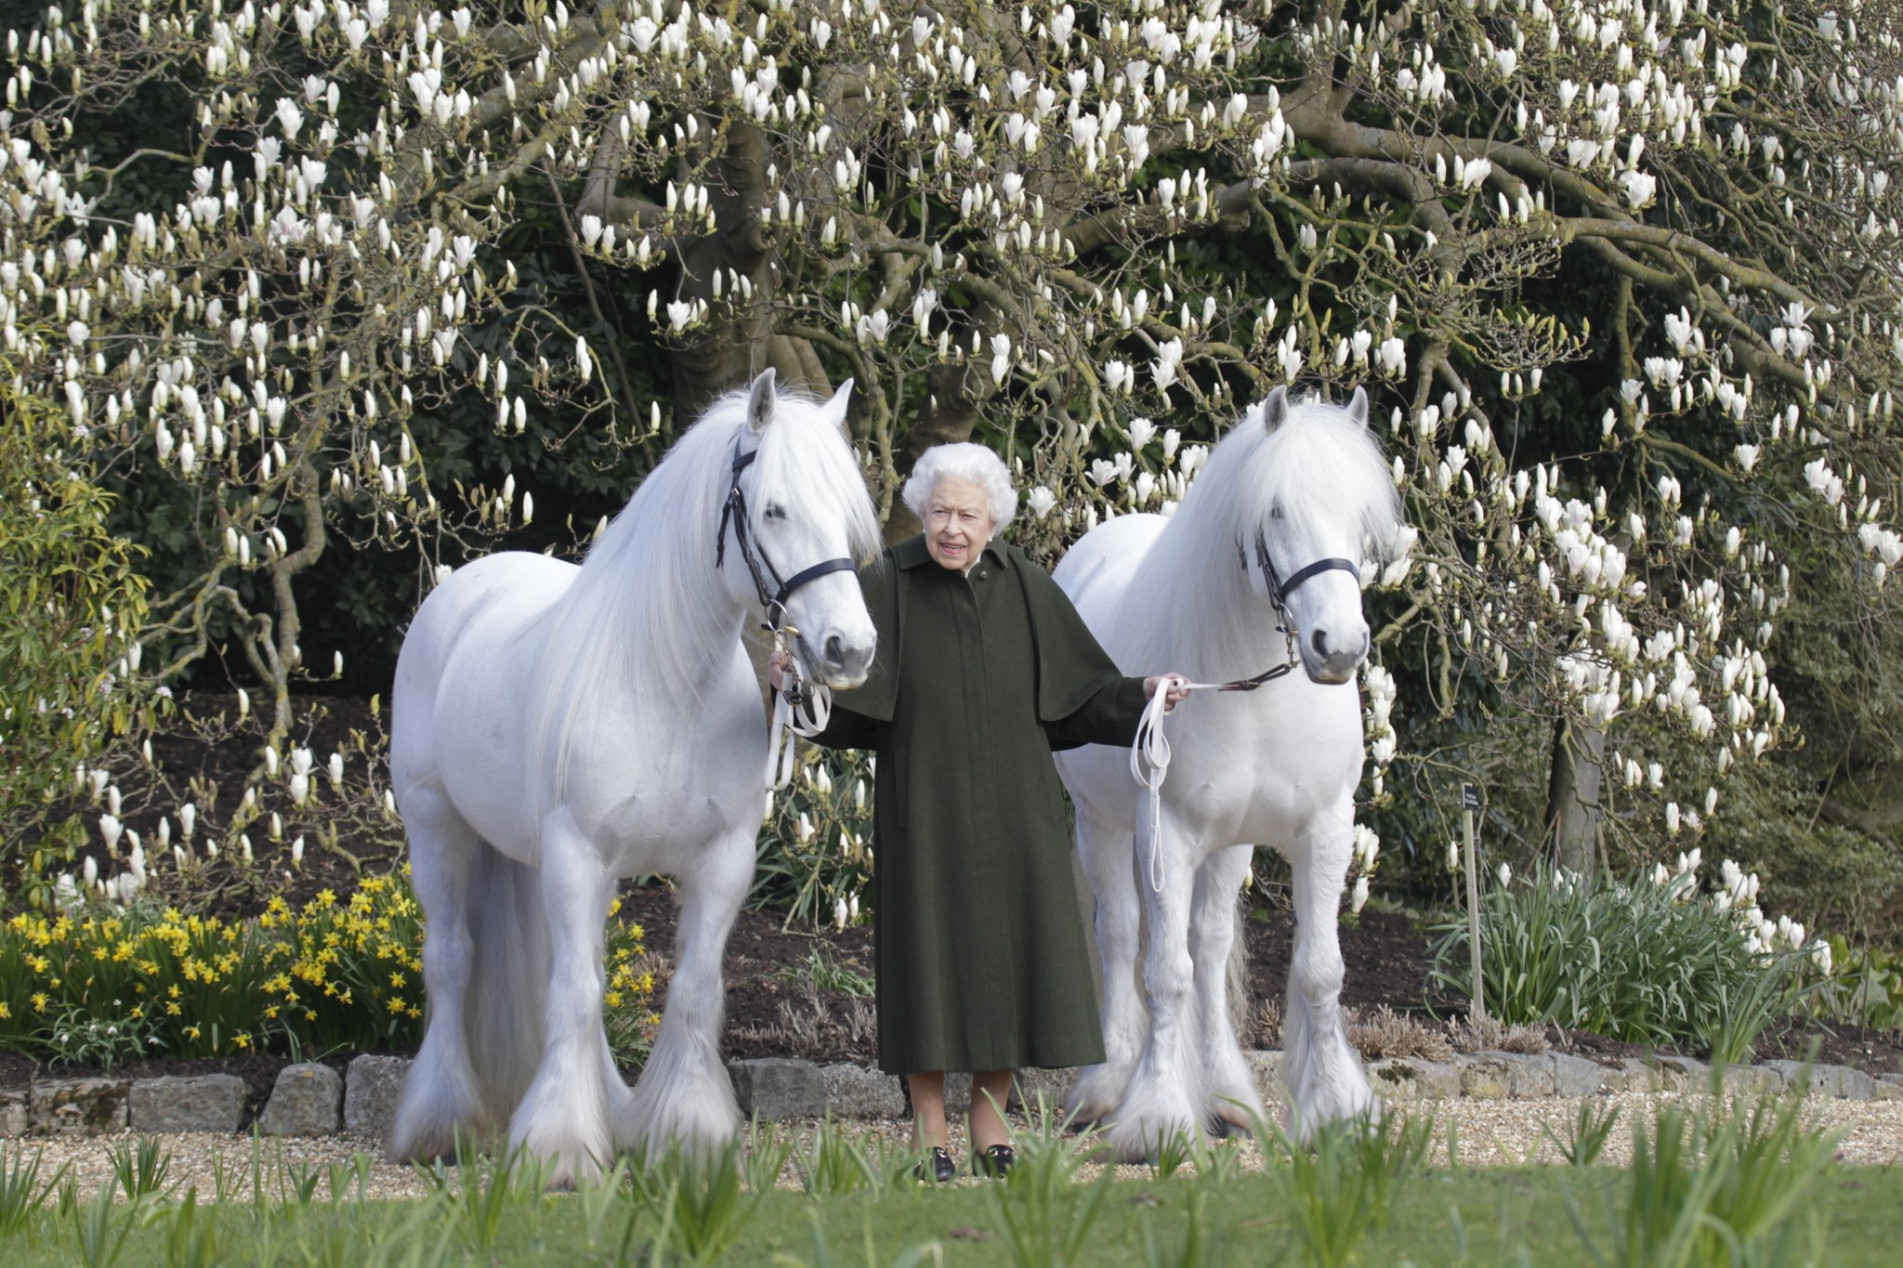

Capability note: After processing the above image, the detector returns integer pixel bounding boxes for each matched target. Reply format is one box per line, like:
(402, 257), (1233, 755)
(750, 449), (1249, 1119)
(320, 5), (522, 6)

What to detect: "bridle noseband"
(1221, 528), (1361, 689)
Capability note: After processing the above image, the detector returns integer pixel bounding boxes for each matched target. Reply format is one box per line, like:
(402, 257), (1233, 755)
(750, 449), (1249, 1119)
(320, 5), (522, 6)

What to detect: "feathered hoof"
(386, 1090), (491, 1165)
(1207, 1094), (1266, 1136)
(1288, 1084), (1382, 1143)
(1206, 1114), (1251, 1140)
(1102, 1096), (1205, 1164)
(617, 1082), (741, 1158)
(513, 1125), (612, 1191)
(1063, 1064), (1131, 1129)
(386, 1119), (471, 1167)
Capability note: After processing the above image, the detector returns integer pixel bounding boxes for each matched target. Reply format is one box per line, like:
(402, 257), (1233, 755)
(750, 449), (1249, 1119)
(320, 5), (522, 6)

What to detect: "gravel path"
(11, 1092), (1903, 1202)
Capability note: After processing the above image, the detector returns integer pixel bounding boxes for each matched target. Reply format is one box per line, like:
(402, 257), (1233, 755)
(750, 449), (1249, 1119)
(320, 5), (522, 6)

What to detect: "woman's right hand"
(768, 650), (792, 691)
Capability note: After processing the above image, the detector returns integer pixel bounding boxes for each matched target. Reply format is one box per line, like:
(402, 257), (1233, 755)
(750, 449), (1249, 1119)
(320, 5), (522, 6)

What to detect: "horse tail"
(1228, 886), (1252, 1036)
(464, 841), (550, 1126)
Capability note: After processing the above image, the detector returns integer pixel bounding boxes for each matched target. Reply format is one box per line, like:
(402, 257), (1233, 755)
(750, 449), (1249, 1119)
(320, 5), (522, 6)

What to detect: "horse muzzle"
(1301, 624), (1370, 685)
(802, 631), (875, 688)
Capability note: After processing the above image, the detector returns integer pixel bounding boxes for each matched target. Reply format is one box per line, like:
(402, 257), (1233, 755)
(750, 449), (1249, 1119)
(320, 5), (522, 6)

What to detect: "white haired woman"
(773, 442), (1187, 1180)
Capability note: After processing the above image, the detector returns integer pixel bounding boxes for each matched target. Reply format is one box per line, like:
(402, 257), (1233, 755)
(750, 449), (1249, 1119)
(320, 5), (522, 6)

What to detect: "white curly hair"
(901, 442), (1018, 531)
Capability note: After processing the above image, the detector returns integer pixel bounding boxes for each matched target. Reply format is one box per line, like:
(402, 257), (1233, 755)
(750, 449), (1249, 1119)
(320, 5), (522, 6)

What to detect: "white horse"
(1053, 385), (1400, 1158)
(386, 370), (880, 1183)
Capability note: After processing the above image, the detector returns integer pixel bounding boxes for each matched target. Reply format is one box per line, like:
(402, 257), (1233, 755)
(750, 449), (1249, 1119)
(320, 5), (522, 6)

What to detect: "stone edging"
(2, 1051), (1896, 1141)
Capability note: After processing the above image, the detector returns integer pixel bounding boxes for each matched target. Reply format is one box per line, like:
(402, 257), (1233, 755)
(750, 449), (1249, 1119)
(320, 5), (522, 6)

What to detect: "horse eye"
(1269, 505), (1285, 521)
(763, 504), (788, 521)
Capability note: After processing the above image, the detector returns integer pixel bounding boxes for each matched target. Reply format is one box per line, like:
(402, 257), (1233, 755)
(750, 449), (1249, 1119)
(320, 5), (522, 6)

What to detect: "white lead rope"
(765, 652), (832, 819)
(1131, 674), (1227, 894)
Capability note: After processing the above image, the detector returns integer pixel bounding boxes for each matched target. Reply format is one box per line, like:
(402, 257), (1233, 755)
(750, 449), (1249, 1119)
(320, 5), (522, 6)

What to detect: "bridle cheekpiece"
(1220, 529), (1361, 689)
(716, 437), (857, 699)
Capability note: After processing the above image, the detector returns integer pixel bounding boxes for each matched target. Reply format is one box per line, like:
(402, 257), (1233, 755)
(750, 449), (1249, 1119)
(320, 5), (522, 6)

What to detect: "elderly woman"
(775, 442), (1185, 1180)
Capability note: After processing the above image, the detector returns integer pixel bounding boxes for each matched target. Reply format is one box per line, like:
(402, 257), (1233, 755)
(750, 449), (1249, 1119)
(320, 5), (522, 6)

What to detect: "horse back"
(391, 553), (579, 795)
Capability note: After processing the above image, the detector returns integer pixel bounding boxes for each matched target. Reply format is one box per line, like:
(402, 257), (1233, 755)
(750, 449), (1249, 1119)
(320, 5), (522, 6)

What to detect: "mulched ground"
(9, 691), (1902, 1088)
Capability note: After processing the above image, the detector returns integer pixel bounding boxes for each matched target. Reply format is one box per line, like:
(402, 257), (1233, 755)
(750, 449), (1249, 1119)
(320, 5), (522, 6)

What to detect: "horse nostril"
(1311, 630), (1328, 658)
(825, 634), (845, 666)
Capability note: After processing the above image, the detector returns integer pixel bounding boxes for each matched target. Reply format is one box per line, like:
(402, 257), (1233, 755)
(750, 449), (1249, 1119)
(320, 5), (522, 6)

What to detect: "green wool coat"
(813, 534), (1149, 1075)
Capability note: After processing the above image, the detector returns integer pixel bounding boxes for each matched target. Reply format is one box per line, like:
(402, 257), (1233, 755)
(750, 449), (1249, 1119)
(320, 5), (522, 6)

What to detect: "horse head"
(726, 368), (880, 688)
(1245, 385), (1399, 685)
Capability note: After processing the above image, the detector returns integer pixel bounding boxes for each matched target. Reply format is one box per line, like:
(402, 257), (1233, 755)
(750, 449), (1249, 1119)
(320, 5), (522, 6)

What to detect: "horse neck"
(1120, 499), (1281, 682)
(536, 432), (749, 714)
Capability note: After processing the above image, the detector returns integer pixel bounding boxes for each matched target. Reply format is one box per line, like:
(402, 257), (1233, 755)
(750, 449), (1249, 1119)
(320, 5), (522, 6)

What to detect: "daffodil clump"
(0, 904), (275, 1060)
(256, 872), (425, 1053)
(0, 869), (653, 1064)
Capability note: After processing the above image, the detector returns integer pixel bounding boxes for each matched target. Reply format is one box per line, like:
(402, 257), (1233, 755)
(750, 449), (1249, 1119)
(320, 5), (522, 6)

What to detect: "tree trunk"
(1545, 718), (1606, 877)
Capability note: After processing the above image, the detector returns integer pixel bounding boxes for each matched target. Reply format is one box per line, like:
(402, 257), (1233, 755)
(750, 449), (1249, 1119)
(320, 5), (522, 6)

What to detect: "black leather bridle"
(715, 438), (857, 641)
(1219, 529), (1361, 690)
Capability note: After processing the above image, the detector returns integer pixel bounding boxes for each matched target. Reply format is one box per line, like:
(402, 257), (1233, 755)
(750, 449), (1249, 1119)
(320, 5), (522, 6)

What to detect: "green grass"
(0, 1090), (1891, 1265)
(0, 1167), (1891, 1265)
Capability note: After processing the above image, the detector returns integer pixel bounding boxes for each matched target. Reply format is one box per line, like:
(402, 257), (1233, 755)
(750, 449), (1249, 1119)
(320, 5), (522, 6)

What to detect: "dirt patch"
(1242, 905), (1437, 1018)
(1757, 1016), (1903, 1076)
(614, 882), (880, 1066)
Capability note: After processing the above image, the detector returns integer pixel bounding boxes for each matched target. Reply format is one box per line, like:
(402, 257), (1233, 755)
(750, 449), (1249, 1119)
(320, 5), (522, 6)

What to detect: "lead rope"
(1130, 676), (1225, 894)
(764, 636), (833, 819)
(1130, 627), (1302, 893)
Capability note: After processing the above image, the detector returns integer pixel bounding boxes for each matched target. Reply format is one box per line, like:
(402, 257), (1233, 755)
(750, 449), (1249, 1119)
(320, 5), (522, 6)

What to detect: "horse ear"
(823, 377), (854, 437)
(1347, 385), (1370, 429)
(1261, 385), (1289, 433)
(745, 367), (777, 433)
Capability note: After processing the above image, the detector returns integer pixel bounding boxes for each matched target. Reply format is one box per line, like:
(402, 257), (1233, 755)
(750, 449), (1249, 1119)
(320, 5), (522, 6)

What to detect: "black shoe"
(914, 1146), (955, 1183)
(975, 1144), (1015, 1179)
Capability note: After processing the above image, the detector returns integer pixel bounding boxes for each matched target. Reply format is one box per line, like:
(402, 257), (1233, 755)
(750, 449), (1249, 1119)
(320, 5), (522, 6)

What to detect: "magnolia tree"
(4, 0), (1902, 924)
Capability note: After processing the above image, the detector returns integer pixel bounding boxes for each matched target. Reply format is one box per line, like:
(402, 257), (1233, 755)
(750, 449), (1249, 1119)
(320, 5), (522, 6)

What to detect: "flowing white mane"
(527, 388), (880, 801)
(1117, 392), (1401, 678)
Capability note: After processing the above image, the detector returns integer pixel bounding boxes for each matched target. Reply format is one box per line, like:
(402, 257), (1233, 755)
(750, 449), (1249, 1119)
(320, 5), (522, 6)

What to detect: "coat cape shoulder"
(833, 535), (1123, 725)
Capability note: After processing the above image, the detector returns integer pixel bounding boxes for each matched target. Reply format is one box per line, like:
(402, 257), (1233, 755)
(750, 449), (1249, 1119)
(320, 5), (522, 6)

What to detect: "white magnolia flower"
(1376, 337), (1406, 376)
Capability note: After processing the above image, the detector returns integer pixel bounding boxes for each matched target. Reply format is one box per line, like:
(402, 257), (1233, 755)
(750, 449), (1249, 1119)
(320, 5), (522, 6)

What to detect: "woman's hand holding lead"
(1144, 673), (1192, 712)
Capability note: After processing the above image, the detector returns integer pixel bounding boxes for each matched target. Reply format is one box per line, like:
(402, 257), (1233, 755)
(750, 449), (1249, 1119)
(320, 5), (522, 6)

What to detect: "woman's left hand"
(1144, 674), (1191, 712)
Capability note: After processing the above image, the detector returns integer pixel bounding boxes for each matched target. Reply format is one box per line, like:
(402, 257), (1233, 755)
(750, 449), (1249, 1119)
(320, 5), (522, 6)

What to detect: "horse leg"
(1065, 807), (1144, 1125)
(1191, 844), (1265, 1133)
(387, 785), (487, 1162)
(617, 822), (750, 1154)
(1104, 793), (1203, 1161)
(508, 809), (616, 1186)
(1281, 801), (1378, 1140)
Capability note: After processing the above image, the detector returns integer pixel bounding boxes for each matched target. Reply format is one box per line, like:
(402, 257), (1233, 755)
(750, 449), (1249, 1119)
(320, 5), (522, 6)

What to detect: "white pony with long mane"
(1053, 385), (1400, 1157)
(386, 370), (880, 1183)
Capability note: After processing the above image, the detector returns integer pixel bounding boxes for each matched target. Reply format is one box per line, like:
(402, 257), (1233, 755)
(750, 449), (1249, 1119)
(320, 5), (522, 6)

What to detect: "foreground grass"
(1, 1092), (1894, 1265)
(0, 1164), (1895, 1265)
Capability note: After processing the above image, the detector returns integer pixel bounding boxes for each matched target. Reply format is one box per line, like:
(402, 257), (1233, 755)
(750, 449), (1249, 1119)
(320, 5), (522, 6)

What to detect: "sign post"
(1462, 783), (1485, 1022)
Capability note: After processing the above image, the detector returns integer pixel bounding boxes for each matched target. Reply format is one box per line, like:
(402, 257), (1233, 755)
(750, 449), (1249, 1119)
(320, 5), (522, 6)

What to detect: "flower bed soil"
(14, 691), (1902, 1088)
